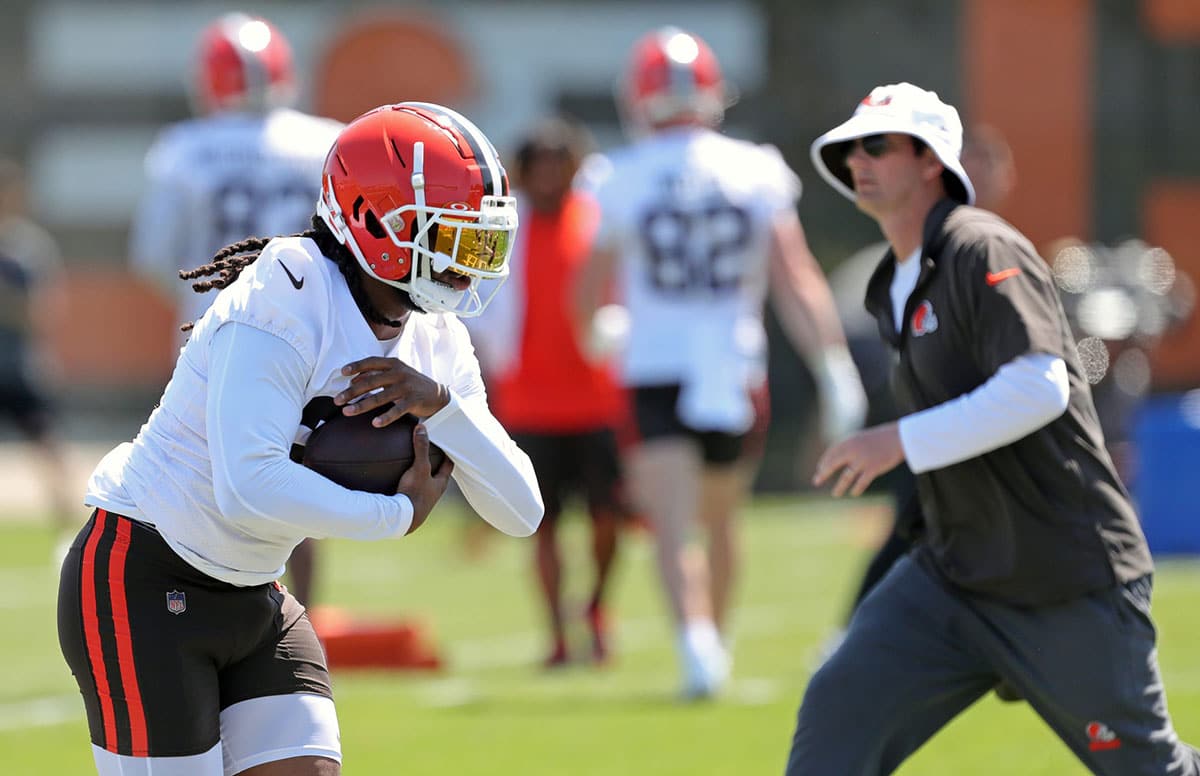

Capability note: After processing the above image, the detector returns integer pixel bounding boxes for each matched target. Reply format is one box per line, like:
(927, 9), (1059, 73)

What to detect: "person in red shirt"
(468, 116), (630, 666)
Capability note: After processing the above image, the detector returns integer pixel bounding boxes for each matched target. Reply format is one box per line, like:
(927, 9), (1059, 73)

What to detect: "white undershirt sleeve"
(898, 352), (1070, 473)
(422, 392), (544, 537)
(207, 321), (414, 540)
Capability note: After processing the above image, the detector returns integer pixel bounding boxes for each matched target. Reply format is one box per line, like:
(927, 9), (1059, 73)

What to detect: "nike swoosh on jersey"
(985, 268), (1022, 286)
(279, 260), (304, 290)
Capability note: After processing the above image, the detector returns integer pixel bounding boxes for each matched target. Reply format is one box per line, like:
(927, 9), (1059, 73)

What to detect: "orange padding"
(1143, 0), (1200, 41)
(308, 606), (443, 671)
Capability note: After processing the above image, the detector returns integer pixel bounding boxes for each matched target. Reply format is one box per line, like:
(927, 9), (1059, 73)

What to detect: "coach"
(784, 81), (1200, 775)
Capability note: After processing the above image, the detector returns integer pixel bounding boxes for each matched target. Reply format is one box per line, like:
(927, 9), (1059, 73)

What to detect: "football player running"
(58, 103), (542, 776)
(128, 14), (345, 606)
(574, 27), (866, 699)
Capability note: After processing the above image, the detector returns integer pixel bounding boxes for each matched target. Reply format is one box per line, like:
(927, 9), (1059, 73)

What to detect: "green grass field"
(3, 496), (1199, 774)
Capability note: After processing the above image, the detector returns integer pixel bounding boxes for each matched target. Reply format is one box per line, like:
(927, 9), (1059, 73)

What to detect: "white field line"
(0, 694), (80, 732)
(416, 672), (783, 709)
(0, 564), (62, 609)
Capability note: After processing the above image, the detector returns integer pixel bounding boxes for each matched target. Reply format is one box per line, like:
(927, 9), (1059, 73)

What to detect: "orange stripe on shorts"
(110, 517), (148, 755)
(81, 509), (118, 750)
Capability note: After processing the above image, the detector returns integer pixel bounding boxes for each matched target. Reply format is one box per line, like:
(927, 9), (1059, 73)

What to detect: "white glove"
(812, 344), (868, 442)
(584, 304), (630, 362)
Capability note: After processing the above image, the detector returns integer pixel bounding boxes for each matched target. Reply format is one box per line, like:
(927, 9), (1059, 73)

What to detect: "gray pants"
(785, 554), (1200, 775)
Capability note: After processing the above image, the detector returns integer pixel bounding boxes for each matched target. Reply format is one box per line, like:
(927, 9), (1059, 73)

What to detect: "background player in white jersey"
(574, 27), (866, 698)
(130, 13), (343, 331)
(129, 13), (343, 606)
(58, 103), (542, 776)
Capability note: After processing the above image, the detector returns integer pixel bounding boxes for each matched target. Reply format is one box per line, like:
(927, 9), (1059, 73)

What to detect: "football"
(301, 407), (447, 494)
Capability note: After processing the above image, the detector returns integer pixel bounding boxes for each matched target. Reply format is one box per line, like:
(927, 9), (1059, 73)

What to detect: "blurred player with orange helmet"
(576, 27), (866, 698)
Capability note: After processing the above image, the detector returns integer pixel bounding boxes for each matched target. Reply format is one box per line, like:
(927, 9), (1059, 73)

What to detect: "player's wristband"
(584, 304), (630, 361)
(812, 344), (867, 441)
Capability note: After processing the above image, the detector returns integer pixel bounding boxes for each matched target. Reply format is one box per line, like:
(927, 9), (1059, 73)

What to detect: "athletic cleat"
(586, 602), (610, 665)
(542, 640), (570, 669)
(680, 637), (730, 700)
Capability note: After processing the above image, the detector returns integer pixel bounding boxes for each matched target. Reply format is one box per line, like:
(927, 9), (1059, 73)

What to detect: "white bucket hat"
(810, 82), (975, 205)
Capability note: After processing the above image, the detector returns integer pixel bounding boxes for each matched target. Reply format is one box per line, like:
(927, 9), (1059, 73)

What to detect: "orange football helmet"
(194, 13), (296, 114)
(316, 103), (517, 317)
(619, 27), (728, 134)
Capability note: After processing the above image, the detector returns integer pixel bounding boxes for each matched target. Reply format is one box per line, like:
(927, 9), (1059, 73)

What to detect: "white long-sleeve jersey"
(87, 236), (543, 586)
(584, 127), (801, 432)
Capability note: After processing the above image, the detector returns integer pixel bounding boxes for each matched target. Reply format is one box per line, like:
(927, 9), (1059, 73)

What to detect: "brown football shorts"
(57, 509), (332, 757)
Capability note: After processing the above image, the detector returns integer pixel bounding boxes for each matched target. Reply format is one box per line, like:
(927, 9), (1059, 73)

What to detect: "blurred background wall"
(0, 0), (1197, 497)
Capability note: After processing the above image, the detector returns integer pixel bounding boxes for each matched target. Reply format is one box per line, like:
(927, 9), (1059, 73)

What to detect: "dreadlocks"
(179, 215), (416, 331)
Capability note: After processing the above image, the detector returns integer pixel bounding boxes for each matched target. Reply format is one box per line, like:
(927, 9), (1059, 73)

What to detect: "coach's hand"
(813, 422), (906, 498)
(398, 423), (454, 535)
(336, 357), (450, 426)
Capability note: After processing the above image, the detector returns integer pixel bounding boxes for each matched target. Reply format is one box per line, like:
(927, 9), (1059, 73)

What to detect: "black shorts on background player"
(0, 376), (51, 438)
(632, 383), (769, 466)
(512, 429), (626, 521)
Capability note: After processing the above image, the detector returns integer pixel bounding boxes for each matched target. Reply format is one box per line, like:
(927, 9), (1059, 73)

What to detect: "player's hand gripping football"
(397, 423), (454, 535)
(812, 421), (906, 498)
(335, 357), (451, 426)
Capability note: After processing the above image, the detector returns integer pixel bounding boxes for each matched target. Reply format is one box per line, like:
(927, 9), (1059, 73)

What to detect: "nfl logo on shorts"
(166, 590), (187, 615)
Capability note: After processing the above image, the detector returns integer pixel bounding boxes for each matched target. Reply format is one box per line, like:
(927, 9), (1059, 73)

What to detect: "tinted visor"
(433, 218), (510, 273)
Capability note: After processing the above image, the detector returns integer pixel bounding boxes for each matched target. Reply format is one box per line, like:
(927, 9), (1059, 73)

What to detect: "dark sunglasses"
(842, 134), (893, 160)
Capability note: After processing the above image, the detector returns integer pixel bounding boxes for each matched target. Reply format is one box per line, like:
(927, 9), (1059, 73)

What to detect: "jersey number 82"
(638, 202), (751, 295)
